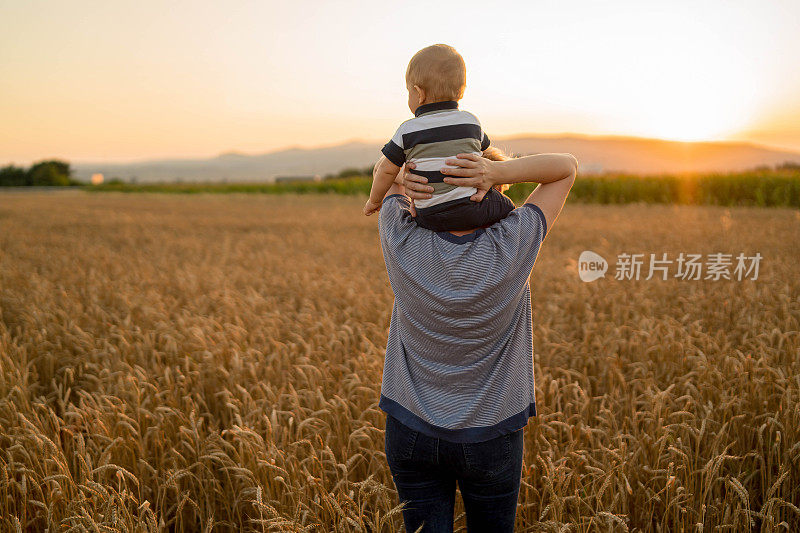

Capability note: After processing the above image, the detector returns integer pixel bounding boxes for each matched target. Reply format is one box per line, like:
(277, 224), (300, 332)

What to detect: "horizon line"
(5, 132), (800, 168)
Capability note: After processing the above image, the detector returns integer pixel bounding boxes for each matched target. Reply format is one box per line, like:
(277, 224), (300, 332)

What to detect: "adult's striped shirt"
(381, 100), (490, 210)
(377, 194), (548, 443)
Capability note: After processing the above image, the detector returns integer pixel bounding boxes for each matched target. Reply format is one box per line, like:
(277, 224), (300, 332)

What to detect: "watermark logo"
(578, 250), (608, 282)
(577, 251), (762, 281)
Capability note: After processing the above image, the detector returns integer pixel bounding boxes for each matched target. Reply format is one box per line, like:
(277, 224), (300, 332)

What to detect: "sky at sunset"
(2, 0), (800, 165)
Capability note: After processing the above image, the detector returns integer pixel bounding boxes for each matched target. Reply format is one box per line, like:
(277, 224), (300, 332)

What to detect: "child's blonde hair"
(406, 44), (466, 102)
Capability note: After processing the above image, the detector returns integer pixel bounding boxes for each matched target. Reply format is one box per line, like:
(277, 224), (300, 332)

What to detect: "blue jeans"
(384, 414), (524, 532)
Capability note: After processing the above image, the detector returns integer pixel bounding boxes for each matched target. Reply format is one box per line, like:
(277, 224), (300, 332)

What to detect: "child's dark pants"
(413, 188), (516, 232)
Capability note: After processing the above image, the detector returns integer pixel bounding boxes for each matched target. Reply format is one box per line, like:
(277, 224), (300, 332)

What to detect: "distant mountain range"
(73, 135), (800, 183)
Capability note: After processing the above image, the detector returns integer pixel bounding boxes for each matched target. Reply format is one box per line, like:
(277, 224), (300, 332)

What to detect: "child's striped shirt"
(381, 101), (490, 209)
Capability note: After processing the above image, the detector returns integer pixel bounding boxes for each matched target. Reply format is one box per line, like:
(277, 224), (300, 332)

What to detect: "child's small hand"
(363, 199), (382, 216)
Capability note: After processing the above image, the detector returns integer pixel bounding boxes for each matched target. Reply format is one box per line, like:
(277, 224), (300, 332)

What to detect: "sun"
(627, 79), (756, 143)
(644, 110), (731, 143)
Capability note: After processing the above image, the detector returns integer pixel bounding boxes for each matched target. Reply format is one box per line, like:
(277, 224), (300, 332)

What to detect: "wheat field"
(1, 192), (798, 532)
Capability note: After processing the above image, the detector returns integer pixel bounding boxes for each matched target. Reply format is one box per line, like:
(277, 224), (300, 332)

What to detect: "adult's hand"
(400, 162), (434, 200)
(440, 153), (499, 201)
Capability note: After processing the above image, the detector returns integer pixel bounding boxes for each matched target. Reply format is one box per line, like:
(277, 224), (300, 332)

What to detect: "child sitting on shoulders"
(363, 44), (514, 232)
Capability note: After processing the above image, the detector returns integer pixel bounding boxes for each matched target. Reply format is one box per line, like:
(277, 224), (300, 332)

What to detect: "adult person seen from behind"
(373, 150), (577, 532)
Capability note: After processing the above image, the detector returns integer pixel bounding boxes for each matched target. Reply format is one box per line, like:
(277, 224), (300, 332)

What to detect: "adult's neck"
(448, 227), (483, 236)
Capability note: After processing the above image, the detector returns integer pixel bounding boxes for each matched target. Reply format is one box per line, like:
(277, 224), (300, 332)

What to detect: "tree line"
(0, 160), (79, 186)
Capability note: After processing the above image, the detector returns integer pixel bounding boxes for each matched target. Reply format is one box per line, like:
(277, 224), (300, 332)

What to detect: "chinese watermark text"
(578, 251), (762, 282)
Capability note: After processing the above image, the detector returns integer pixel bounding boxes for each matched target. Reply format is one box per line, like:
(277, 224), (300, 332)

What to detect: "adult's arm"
(402, 153), (577, 232)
